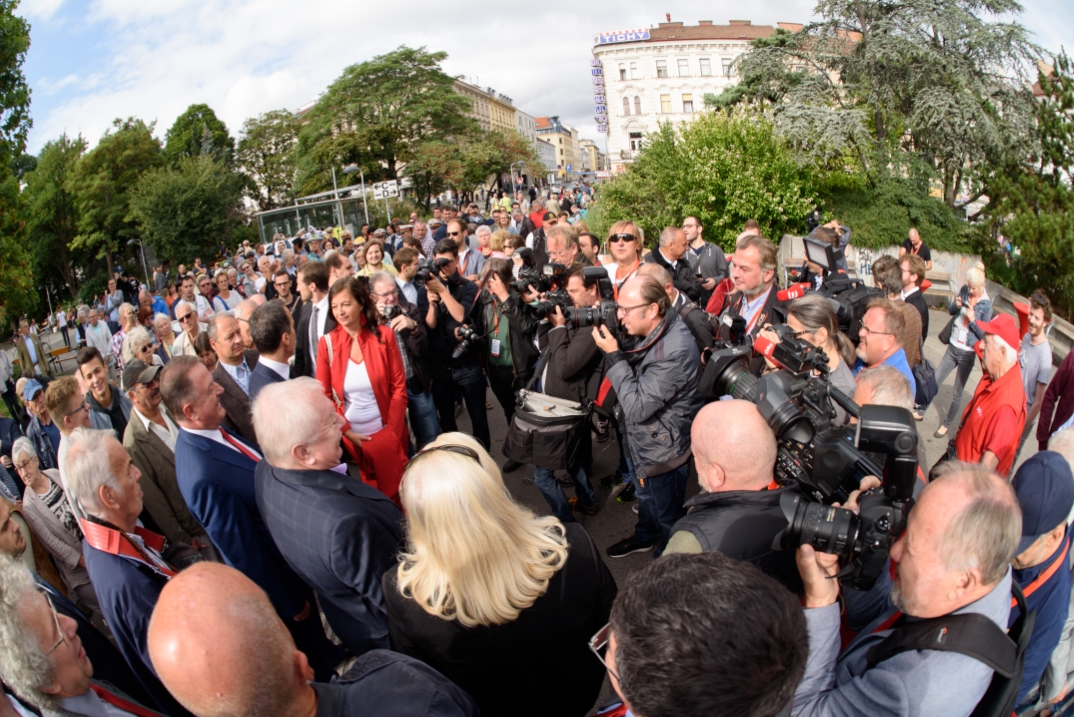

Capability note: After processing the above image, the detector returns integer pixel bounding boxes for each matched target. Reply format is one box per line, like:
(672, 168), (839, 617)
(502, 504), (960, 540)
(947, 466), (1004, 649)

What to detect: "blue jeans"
(533, 465), (596, 523)
(406, 388), (440, 449)
(634, 464), (689, 557)
(614, 416), (634, 482)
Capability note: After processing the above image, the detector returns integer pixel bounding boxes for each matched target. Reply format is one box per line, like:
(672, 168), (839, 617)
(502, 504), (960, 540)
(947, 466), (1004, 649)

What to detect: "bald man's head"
(148, 563), (308, 717)
(692, 400), (777, 492)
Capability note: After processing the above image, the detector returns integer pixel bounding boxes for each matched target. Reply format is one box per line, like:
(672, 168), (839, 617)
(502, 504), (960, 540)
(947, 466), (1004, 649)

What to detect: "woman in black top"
(383, 432), (616, 717)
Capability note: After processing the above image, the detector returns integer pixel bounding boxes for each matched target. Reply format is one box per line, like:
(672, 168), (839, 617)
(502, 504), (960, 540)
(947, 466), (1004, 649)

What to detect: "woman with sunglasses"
(318, 276), (408, 505)
(122, 326), (166, 368)
(601, 220), (645, 300)
(383, 433), (616, 717)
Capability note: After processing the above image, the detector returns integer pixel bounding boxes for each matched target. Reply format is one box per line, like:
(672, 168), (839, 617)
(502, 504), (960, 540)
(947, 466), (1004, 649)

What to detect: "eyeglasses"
(43, 592), (66, 656)
(859, 322), (893, 337)
(588, 623), (621, 682)
(609, 233), (636, 244)
(371, 288), (398, 299)
(448, 231), (461, 237)
(13, 456), (35, 472)
(64, 400), (89, 418)
(617, 302), (653, 316)
(178, 314), (195, 323)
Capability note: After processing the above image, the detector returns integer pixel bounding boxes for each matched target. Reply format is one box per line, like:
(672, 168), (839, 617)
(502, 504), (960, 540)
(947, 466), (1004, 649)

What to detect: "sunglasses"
(448, 231), (462, 237)
(609, 233), (636, 244)
(178, 314), (195, 322)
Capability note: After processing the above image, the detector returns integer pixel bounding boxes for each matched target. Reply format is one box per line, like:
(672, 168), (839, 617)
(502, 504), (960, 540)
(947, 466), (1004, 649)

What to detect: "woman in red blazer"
(316, 276), (408, 505)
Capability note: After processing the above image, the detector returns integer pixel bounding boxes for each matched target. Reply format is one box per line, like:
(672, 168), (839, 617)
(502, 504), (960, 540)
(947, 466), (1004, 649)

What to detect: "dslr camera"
(452, 321), (480, 360)
(564, 266), (618, 329)
(412, 257), (452, 288)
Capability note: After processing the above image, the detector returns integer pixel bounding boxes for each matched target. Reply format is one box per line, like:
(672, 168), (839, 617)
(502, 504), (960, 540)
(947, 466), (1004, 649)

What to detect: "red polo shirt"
(954, 364), (1027, 477)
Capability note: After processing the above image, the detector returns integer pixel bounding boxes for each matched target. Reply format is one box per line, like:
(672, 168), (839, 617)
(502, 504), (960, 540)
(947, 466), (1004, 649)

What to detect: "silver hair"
(252, 378), (326, 466)
(175, 300), (196, 318)
(368, 271), (395, 292)
(855, 366), (914, 412)
(991, 335), (1019, 365)
(11, 436), (35, 463)
(474, 225), (492, 238)
(153, 312), (172, 327)
(0, 553), (61, 711)
(63, 427), (122, 518)
(207, 312), (236, 341)
(122, 326), (154, 364)
(658, 226), (683, 247)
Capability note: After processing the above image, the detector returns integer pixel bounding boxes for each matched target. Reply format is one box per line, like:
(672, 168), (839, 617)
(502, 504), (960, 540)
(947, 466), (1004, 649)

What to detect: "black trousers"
(487, 363), (518, 425)
(431, 363), (491, 450)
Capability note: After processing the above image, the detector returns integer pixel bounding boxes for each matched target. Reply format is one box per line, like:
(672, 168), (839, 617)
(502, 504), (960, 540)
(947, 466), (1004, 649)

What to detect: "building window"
(722, 58), (733, 77)
(656, 59), (668, 78)
(623, 97), (631, 115)
(558, 138), (562, 144)
(634, 96), (642, 115)
(683, 94), (694, 113)
(629, 132), (644, 152)
(677, 58), (689, 77)
(699, 58), (712, 76)
(629, 62), (638, 79)
(560, 148), (564, 156)
(660, 94), (671, 113)
(619, 63), (627, 81)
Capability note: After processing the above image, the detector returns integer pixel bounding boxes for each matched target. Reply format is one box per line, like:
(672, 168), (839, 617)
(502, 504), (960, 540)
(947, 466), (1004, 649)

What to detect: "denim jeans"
(633, 464), (689, 557)
(614, 416), (634, 483)
(406, 388), (440, 449)
(533, 465), (596, 523)
(431, 363), (490, 450)
(934, 344), (977, 428)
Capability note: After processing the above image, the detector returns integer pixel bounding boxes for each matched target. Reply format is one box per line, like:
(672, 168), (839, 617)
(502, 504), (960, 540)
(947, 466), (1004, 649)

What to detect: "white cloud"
(18, 0), (65, 20)
(37, 72), (78, 94)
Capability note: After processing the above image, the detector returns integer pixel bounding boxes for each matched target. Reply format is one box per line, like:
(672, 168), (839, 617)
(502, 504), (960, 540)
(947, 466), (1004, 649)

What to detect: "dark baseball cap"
(1012, 450), (1074, 555)
(121, 358), (163, 392)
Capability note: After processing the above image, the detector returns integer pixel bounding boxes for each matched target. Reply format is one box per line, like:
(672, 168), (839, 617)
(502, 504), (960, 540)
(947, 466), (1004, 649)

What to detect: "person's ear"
(291, 444), (311, 467)
(98, 484), (120, 513)
(949, 568), (978, 604)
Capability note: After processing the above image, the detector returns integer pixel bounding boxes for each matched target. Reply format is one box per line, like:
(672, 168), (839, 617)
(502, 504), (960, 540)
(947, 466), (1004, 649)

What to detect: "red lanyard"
(1015, 537), (1069, 607)
(81, 520), (176, 578)
(613, 260), (640, 300)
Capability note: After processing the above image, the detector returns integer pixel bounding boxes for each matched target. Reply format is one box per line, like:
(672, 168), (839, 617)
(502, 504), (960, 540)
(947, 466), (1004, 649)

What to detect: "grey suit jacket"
(21, 468), (90, 590)
(212, 350), (259, 446)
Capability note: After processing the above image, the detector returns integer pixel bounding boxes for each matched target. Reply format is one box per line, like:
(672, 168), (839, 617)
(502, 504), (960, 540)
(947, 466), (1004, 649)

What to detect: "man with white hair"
(171, 300), (207, 358)
(851, 365), (915, 414)
(252, 378), (403, 657)
(643, 226), (702, 303)
(952, 313), (1027, 478)
(64, 427), (190, 716)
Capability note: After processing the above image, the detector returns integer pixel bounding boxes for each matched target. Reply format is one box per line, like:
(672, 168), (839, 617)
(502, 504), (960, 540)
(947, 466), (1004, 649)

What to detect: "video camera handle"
(828, 385), (859, 421)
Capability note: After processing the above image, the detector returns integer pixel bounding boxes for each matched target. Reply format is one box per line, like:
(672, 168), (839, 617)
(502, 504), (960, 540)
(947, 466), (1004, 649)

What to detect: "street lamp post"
(342, 164), (369, 226)
(127, 238), (151, 288)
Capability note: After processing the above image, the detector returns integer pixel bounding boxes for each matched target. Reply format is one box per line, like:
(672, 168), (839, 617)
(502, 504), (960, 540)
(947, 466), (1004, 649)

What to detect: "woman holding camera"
(933, 264), (992, 439)
(317, 276), (408, 505)
(383, 433), (616, 717)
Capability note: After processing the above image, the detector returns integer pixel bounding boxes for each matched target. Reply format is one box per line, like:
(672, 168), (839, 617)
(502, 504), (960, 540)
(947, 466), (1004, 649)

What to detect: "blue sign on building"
(597, 29), (651, 45)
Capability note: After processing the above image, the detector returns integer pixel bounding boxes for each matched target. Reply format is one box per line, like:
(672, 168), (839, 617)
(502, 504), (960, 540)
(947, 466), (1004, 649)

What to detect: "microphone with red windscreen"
(777, 283), (811, 302)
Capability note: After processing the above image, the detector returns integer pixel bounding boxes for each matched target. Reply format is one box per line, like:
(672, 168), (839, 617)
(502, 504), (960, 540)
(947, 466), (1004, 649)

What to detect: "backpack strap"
(865, 612), (1017, 677)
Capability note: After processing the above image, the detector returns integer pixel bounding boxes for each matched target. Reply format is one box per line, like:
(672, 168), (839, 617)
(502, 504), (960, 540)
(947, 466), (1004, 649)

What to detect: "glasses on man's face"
(64, 400), (89, 418)
(448, 231), (461, 237)
(588, 623), (621, 682)
(372, 288), (398, 299)
(609, 233), (635, 244)
(275, 281), (290, 288)
(859, 322), (892, 338)
(43, 592), (67, 656)
(178, 314), (195, 323)
(617, 302), (651, 317)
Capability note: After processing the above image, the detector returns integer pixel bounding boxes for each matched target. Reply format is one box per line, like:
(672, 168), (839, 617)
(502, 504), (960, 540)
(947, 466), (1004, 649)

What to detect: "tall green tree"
(71, 118), (165, 274)
(128, 155), (246, 265)
(164, 103), (235, 167)
(23, 134), (87, 299)
(709, 0), (1038, 209)
(295, 46), (477, 194)
(237, 109), (299, 210)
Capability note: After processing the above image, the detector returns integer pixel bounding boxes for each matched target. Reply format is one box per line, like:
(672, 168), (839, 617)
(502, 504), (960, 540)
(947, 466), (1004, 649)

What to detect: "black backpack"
(865, 582), (1035, 717)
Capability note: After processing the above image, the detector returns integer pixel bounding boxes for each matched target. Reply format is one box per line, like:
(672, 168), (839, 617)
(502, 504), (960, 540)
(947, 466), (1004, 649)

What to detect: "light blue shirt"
(23, 336), (37, 366)
(221, 360), (252, 395)
(396, 276), (418, 306)
(741, 286), (773, 330)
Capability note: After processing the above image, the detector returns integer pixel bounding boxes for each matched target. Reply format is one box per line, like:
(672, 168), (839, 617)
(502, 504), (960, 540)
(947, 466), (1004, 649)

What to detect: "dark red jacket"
(1038, 349), (1074, 450)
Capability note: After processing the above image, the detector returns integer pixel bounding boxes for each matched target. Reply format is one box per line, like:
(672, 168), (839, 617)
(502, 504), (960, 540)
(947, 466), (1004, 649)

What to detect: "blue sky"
(17, 0), (1074, 155)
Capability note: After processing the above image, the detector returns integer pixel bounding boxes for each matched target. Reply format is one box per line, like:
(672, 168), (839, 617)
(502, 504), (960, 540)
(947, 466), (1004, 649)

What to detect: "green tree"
(22, 134), (88, 299)
(237, 109), (299, 210)
(709, 0), (1038, 209)
(164, 103), (235, 167)
(295, 46), (478, 194)
(588, 110), (820, 250)
(71, 118), (165, 274)
(128, 155), (246, 265)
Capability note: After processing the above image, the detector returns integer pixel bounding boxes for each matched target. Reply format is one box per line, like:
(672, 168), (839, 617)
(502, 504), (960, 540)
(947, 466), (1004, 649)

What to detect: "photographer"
(643, 227), (703, 303)
(664, 400), (802, 594)
(793, 461), (1021, 716)
(470, 257), (539, 471)
(531, 265), (605, 520)
(422, 238), (490, 451)
(593, 275), (704, 559)
(637, 263), (714, 354)
(370, 271), (439, 449)
(805, 219), (851, 275)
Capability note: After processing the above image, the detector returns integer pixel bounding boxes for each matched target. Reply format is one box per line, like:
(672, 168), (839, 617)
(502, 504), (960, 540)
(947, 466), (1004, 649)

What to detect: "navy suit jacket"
(81, 543), (193, 717)
(249, 361), (288, 401)
(255, 462), (403, 656)
(174, 428), (306, 617)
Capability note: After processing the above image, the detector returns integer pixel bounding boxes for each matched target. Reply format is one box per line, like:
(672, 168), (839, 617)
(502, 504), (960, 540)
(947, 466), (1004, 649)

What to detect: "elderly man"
(148, 563), (478, 717)
(64, 427), (191, 716)
(719, 235), (787, 369)
(413, 219), (434, 259)
(248, 300), (296, 399)
(793, 461), (1021, 716)
(253, 379), (403, 656)
(207, 313), (259, 444)
(15, 319), (52, 379)
(545, 222), (590, 268)
(83, 309), (115, 381)
(852, 298), (916, 396)
(644, 226), (703, 303)
(664, 400), (800, 592)
(24, 379), (59, 471)
(171, 301), (207, 358)
(952, 313), (1027, 477)
(0, 555), (165, 716)
(193, 274), (215, 321)
(162, 356), (339, 681)
(233, 296), (262, 352)
(121, 358), (210, 551)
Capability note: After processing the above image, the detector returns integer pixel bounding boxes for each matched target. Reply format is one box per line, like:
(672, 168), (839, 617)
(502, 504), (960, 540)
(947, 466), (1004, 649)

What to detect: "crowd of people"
(1, 185), (1074, 717)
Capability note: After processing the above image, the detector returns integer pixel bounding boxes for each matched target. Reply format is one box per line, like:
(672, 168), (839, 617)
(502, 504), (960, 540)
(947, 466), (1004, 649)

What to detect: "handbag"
(937, 314), (956, 345)
(912, 334), (938, 407)
(503, 390), (590, 471)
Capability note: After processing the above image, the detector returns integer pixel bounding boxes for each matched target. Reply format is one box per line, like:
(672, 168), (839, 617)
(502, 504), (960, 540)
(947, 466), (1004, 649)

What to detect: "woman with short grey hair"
(13, 436), (104, 625)
(122, 326), (163, 367)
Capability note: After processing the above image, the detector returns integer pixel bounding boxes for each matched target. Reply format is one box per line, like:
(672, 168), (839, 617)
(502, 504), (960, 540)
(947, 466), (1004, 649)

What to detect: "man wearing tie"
(160, 356), (339, 681)
(293, 261), (335, 378)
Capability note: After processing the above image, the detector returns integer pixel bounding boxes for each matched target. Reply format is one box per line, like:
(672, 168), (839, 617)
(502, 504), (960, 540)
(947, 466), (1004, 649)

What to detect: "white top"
(212, 291), (242, 312)
(6, 693), (37, 717)
(134, 406), (179, 453)
(85, 322), (114, 359)
(343, 360), (384, 436)
(194, 294), (214, 320)
(56, 310), (67, 327)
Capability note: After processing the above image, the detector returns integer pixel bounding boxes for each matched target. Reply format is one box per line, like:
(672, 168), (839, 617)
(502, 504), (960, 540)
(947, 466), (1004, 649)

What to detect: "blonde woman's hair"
(490, 229), (509, 253)
(396, 432), (569, 628)
(967, 264), (987, 289)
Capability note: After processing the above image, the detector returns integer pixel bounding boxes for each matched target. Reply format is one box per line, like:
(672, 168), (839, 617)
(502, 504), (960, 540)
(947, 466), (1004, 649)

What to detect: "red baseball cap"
(975, 313), (1021, 351)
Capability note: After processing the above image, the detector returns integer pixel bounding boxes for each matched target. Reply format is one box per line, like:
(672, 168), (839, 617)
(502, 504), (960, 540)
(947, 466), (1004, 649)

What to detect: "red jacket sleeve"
(383, 326), (409, 441)
(315, 334), (334, 401)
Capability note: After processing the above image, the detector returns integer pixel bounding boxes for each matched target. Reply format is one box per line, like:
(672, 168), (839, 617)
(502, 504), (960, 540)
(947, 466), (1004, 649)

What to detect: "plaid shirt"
(393, 328), (414, 381)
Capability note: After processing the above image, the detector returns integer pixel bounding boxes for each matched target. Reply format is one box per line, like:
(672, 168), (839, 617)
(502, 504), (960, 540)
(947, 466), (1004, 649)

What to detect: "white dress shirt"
(182, 426), (263, 460)
(258, 356), (290, 381)
(133, 406), (179, 453)
(312, 294), (330, 347)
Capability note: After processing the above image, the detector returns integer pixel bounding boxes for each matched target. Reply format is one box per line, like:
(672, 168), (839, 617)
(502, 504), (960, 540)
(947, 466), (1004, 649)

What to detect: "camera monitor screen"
(804, 236), (841, 273)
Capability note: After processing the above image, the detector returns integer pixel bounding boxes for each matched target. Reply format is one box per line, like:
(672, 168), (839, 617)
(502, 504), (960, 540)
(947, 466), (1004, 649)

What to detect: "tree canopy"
(164, 103), (235, 167)
(237, 109), (300, 210)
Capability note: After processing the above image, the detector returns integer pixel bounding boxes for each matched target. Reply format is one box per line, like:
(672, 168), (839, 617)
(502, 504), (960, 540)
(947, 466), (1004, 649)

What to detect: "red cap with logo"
(975, 312), (1021, 351)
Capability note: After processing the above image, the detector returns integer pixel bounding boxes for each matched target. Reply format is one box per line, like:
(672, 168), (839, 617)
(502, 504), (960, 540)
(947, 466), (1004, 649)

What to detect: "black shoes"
(616, 483), (636, 503)
(502, 460), (523, 473)
(606, 536), (655, 559)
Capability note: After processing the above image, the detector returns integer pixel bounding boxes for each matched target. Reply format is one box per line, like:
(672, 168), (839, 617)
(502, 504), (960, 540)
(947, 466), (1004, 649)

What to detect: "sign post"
(372, 180), (400, 225)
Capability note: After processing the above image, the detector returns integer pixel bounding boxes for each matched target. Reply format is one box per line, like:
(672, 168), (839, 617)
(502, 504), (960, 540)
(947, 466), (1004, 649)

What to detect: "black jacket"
(419, 272), (479, 370)
(392, 293), (433, 393)
(535, 321), (604, 405)
(904, 289), (929, 338)
(294, 298), (338, 378)
(672, 293), (715, 354)
(471, 290), (540, 389)
(645, 247), (703, 303)
(719, 286), (789, 375)
(670, 486), (803, 595)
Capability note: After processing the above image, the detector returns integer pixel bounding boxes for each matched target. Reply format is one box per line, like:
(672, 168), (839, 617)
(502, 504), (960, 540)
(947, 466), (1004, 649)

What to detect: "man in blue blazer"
(248, 299), (297, 400)
(252, 377), (404, 657)
(159, 355), (340, 680)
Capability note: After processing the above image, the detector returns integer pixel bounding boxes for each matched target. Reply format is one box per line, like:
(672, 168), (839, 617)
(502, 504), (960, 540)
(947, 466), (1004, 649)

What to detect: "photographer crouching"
(594, 275), (704, 559)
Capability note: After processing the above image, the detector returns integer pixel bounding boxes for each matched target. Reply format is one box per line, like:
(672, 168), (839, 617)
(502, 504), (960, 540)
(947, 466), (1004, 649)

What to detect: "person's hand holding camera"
(592, 325), (619, 353)
(549, 305), (566, 328)
(425, 275), (446, 296)
(389, 314), (415, 333)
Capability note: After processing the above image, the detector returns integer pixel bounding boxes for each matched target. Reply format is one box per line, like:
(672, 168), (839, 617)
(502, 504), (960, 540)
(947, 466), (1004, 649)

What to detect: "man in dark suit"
(148, 562), (478, 717)
(207, 313), (259, 445)
(160, 356), (339, 681)
(248, 299), (297, 400)
(62, 427), (193, 717)
(293, 261), (335, 379)
(252, 378), (403, 657)
(644, 227), (703, 304)
(900, 253), (929, 338)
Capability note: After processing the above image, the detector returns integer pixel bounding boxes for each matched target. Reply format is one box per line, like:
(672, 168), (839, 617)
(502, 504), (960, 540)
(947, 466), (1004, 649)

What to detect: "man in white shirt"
(56, 308), (70, 348)
(248, 300), (296, 399)
(83, 309), (114, 378)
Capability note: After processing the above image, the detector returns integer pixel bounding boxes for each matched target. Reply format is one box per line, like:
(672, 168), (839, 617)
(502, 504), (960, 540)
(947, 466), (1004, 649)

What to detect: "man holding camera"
(793, 461), (1021, 716)
(637, 263), (714, 354)
(643, 227), (703, 304)
(594, 275), (704, 559)
(422, 238), (490, 450)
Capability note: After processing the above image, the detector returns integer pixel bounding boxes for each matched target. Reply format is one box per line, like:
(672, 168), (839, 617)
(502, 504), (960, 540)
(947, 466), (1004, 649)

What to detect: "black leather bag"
(937, 314), (956, 345)
(502, 390), (589, 471)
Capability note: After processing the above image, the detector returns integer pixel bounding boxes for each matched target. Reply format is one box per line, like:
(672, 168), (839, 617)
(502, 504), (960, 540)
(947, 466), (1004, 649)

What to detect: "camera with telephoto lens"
(526, 263), (569, 317)
(412, 257), (451, 288)
(452, 322), (479, 360)
(564, 266), (619, 329)
(805, 207), (824, 234)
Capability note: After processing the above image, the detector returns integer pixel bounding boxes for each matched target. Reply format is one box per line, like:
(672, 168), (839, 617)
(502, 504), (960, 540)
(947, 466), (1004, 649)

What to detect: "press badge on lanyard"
(490, 338), (502, 356)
